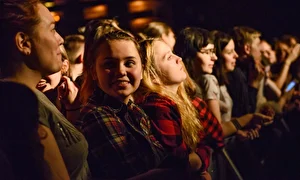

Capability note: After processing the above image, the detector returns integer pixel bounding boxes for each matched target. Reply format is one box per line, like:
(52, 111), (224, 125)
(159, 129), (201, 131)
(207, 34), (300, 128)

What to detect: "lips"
(111, 80), (130, 87)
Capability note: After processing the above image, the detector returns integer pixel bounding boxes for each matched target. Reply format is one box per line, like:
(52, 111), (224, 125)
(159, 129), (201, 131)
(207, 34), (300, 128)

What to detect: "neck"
(69, 63), (83, 81)
(165, 84), (179, 94)
(3, 63), (42, 91)
(121, 94), (134, 104)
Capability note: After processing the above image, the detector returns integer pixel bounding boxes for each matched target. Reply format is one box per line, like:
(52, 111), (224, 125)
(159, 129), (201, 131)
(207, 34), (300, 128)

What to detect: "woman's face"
(30, 3), (64, 76)
(94, 40), (142, 103)
(195, 43), (218, 74)
(222, 39), (238, 72)
(153, 40), (186, 86)
(259, 40), (276, 65)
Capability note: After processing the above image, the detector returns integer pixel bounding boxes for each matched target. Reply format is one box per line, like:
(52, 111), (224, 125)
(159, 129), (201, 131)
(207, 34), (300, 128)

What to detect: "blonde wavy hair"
(136, 39), (203, 150)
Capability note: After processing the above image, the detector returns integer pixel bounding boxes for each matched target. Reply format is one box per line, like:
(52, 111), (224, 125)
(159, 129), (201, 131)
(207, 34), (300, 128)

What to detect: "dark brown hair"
(174, 27), (213, 80)
(211, 30), (233, 85)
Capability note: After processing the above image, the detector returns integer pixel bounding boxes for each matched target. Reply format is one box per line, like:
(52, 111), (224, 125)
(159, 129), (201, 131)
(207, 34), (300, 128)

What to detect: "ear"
(61, 60), (69, 75)
(244, 43), (251, 55)
(15, 32), (32, 55)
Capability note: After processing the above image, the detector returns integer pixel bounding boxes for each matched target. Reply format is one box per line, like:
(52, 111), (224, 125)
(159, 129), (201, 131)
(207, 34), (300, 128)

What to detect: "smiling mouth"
(112, 80), (130, 85)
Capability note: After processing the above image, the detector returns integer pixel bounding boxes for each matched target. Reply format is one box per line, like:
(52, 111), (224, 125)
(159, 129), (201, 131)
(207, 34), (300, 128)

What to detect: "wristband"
(231, 118), (242, 131)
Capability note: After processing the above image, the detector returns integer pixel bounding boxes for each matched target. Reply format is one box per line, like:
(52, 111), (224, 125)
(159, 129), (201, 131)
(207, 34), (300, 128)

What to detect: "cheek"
(201, 57), (210, 66)
(128, 67), (143, 80)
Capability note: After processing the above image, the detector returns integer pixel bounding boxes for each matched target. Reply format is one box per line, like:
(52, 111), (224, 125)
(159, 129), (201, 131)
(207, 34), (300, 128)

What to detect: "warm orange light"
(130, 17), (156, 31)
(83, 5), (108, 20)
(128, 1), (160, 13)
(44, 2), (55, 8)
(50, 11), (63, 22)
(53, 15), (60, 22)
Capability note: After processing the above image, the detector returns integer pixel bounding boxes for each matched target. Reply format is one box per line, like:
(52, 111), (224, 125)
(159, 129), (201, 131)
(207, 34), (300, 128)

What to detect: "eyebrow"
(104, 56), (137, 60)
(163, 50), (171, 59)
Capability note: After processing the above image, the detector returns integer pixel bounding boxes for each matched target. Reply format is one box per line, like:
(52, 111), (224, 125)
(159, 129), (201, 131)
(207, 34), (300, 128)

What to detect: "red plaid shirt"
(136, 93), (223, 172)
(192, 97), (224, 149)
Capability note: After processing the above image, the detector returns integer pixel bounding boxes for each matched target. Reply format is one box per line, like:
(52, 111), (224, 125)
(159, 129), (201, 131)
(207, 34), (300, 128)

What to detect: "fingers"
(246, 129), (260, 140)
(57, 81), (67, 100)
(61, 76), (72, 88)
(254, 113), (274, 125)
(255, 124), (262, 130)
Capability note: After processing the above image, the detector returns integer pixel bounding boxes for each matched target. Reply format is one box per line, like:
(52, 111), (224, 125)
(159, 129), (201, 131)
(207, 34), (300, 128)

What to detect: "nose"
(234, 51), (239, 58)
(56, 32), (64, 45)
(117, 64), (126, 76)
(211, 53), (218, 61)
(176, 56), (182, 64)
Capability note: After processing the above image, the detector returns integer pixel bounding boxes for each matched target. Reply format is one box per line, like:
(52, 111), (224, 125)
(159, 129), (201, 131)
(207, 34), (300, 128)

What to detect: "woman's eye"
(125, 60), (135, 67)
(102, 62), (115, 69)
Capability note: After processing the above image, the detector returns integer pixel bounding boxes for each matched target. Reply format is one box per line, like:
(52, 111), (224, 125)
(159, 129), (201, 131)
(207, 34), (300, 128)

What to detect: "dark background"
(50, 0), (300, 42)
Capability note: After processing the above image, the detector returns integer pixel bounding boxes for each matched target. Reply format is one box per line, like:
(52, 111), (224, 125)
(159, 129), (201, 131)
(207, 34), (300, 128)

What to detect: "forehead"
(97, 40), (140, 58)
(224, 40), (235, 49)
(202, 43), (214, 49)
(251, 36), (260, 44)
(36, 3), (55, 28)
(260, 41), (271, 50)
(154, 40), (170, 54)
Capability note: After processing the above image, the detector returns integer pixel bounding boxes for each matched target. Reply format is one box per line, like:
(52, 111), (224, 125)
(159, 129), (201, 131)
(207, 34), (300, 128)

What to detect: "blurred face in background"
(161, 29), (176, 50)
(195, 43), (218, 74)
(222, 39), (239, 72)
(259, 40), (276, 65)
(276, 42), (289, 62)
(249, 36), (261, 62)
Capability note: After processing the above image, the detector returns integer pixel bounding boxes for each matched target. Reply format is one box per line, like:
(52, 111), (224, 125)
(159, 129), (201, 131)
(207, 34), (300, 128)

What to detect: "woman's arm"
(38, 124), (70, 180)
(221, 113), (272, 137)
(265, 78), (282, 98)
(207, 99), (222, 123)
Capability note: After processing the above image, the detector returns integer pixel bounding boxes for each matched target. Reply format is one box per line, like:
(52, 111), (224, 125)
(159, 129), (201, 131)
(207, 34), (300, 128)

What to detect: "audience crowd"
(1, 0), (300, 179)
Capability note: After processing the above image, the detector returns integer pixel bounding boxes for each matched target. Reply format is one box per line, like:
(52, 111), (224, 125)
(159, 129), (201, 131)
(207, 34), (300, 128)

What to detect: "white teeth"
(116, 81), (128, 85)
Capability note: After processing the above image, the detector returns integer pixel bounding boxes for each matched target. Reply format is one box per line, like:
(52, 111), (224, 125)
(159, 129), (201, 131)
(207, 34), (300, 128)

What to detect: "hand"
(286, 44), (300, 64)
(36, 79), (52, 92)
(259, 104), (276, 118)
(236, 128), (260, 141)
(252, 113), (273, 126)
(189, 151), (202, 171)
(200, 171), (211, 180)
(57, 76), (80, 109)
